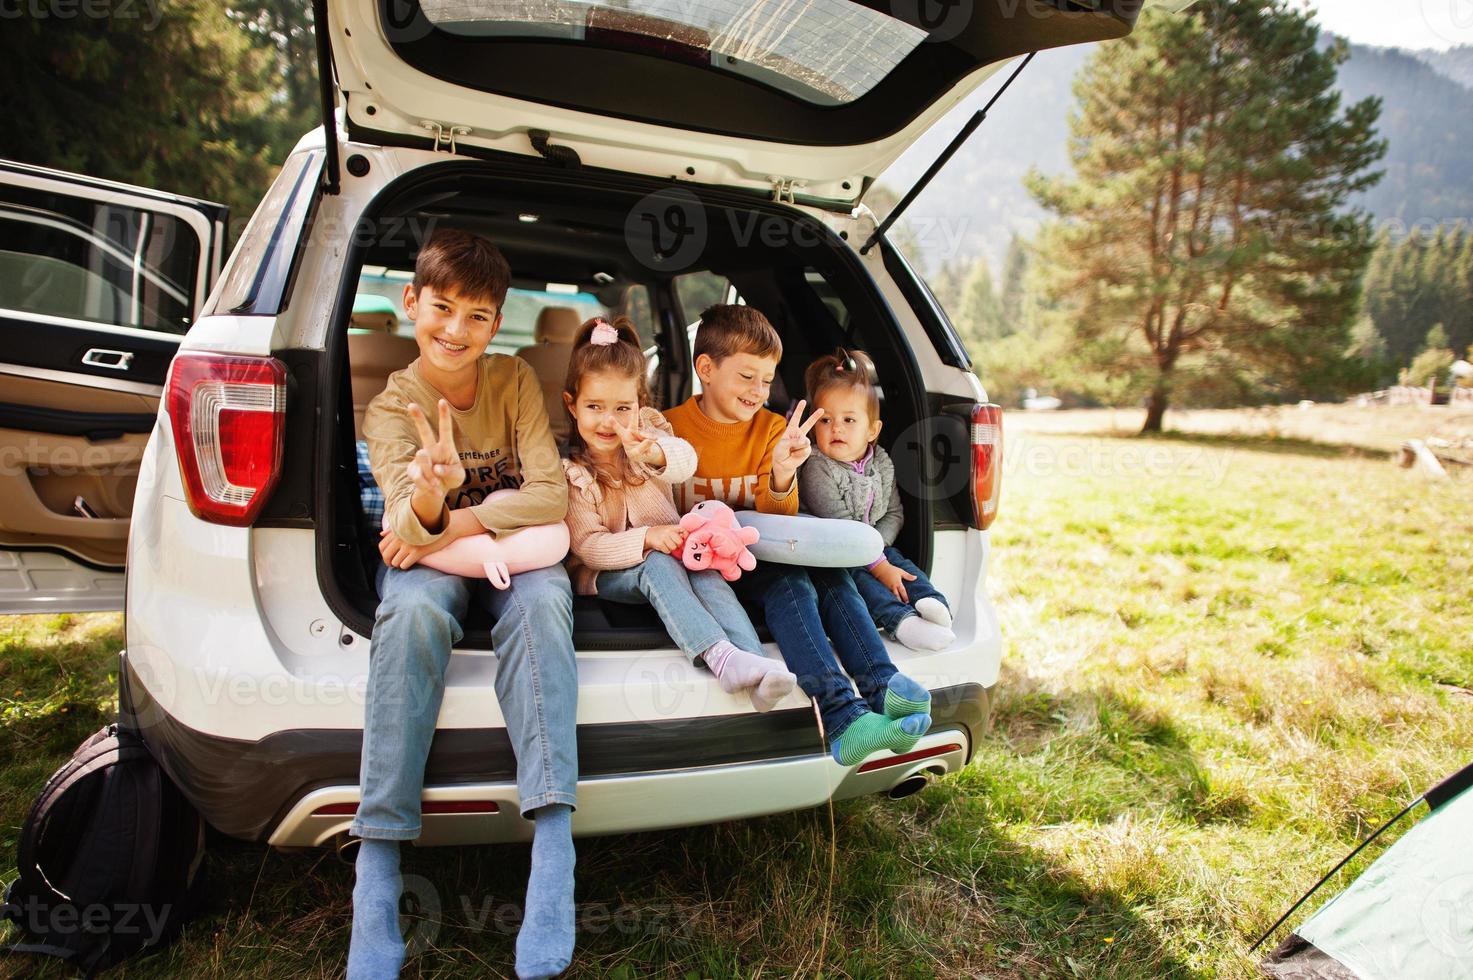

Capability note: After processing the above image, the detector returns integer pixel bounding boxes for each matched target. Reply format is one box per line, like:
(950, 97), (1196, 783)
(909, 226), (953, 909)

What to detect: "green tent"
(1259, 764), (1473, 979)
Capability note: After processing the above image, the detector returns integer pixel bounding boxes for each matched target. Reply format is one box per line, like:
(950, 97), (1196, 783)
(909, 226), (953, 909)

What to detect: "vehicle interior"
(312, 162), (946, 648)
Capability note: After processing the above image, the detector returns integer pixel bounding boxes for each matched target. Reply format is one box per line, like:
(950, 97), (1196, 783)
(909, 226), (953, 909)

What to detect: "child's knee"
(770, 566), (817, 604)
(511, 570), (573, 626)
(641, 550), (686, 582)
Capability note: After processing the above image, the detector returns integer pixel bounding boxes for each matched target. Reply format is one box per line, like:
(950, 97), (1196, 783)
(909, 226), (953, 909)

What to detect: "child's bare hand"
(614, 416), (665, 468)
(645, 524), (687, 555)
(378, 527), (450, 569)
(872, 560), (916, 603)
(406, 400), (465, 498)
(772, 399), (824, 476)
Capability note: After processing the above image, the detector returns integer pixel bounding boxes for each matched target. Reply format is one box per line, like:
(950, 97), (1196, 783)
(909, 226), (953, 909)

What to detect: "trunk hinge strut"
(859, 51), (1035, 255)
(311, 0), (340, 194)
(421, 121), (470, 154)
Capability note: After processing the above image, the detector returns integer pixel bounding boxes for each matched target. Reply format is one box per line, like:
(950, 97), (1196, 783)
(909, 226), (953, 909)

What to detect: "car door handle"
(81, 348), (134, 371)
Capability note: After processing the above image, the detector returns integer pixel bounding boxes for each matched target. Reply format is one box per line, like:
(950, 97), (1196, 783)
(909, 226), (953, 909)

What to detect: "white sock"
(704, 641), (797, 712)
(914, 597), (953, 629)
(894, 616), (954, 651)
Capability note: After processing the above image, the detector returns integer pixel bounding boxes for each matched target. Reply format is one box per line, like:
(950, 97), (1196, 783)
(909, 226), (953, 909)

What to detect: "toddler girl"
(561, 317), (796, 710)
(800, 348), (955, 651)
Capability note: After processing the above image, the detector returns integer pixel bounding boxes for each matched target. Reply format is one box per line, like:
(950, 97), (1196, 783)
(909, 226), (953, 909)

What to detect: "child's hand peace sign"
(772, 399), (824, 477)
(406, 399), (465, 499)
(614, 415), (666, 468)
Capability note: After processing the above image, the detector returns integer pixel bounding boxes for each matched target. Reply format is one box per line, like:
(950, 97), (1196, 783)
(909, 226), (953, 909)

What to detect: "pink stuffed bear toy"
(382, 489), (569, 589)
(678, 499), (760, 582)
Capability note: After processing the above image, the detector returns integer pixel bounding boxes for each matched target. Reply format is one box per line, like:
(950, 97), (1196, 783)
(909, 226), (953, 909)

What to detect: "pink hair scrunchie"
(589, 320), (619, 346)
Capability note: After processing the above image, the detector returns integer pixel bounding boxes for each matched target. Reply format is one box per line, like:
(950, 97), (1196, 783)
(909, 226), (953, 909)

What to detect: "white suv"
(6, 0), (1167, 850)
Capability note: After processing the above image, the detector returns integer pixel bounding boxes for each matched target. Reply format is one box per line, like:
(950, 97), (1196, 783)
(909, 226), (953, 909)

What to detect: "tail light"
(969, 403), (1002, 530)
(166, 352), (286, 527)
(312, 800), (500, 816)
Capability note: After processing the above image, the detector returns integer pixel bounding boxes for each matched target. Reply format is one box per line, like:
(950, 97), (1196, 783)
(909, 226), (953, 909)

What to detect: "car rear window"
(353, 267), (606, 356)
(418, 0), (927, 105)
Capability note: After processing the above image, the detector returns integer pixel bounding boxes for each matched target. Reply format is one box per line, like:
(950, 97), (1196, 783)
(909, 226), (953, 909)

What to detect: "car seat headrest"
(350, 294), (400, 333)
(350, 310), (397, 333)
(535, 306), (581, 345)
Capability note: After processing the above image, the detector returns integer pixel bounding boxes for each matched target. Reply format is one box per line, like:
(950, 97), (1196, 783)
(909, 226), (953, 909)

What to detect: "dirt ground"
(1008, 402), (1473, 457)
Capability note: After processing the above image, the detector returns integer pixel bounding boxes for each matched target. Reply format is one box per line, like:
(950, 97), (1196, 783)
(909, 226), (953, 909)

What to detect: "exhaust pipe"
(334, 833), (360, 864)
(887, 771), (932, 800)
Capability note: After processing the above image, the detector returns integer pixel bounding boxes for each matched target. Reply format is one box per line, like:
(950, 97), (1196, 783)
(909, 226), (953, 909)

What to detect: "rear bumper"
(120, 654), (990, 844)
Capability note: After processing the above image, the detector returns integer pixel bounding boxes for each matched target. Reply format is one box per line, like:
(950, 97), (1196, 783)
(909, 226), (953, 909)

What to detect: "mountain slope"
(880, 37), (1473, 272)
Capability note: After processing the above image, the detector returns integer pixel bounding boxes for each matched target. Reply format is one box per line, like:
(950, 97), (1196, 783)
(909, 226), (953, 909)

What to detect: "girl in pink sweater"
(560, 317), (796, 711)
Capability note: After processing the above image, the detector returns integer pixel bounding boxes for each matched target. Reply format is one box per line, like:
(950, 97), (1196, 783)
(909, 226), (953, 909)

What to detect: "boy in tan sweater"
(352, 229), (576, 980)
(664, 305), (933, 765)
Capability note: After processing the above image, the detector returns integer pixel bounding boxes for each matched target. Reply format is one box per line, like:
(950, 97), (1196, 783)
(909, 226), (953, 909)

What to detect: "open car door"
(0, 160), (226, 613)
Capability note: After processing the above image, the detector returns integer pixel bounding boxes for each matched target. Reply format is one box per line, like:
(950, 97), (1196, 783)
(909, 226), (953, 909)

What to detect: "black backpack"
(2, 724), (208, 976)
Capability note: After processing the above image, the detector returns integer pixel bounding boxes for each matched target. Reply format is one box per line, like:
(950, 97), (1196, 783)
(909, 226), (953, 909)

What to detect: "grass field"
(2, 423), (1471, 978)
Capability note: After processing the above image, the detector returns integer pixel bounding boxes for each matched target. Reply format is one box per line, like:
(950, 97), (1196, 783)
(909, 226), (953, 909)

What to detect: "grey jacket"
(799, 445), (903, 546)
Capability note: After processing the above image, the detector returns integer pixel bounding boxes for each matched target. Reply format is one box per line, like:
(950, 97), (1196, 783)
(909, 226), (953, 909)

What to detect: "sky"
(1304, 0), (1473, 51)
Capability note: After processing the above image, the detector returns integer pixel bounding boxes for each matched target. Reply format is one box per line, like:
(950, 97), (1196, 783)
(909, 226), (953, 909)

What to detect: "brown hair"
(564, 315), (650, 489)
(693, 304), (782, 365)
(805, 347), (880, 421)
(412, 228), (512, 309)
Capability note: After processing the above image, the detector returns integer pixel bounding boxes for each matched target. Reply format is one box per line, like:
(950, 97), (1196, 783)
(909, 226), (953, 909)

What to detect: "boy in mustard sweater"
(664, 305), (932, 764)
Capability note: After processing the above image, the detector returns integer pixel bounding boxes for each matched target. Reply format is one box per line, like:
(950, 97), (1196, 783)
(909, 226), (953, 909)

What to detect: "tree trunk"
(1142, 380), (1169, 433)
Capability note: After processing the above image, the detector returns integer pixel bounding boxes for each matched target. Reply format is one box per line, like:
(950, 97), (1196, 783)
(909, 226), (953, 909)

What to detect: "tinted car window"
(0, 185), (200, 334)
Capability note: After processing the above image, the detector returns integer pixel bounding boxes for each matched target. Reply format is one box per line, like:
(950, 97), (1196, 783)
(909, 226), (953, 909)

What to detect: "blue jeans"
(733, 563), (898, 736)
(595, 551), (762, 661)
(352, 561), (579, 838)
(853, 547), (950, 635)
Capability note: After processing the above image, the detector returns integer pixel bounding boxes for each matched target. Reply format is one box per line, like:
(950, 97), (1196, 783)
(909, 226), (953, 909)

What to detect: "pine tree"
(998, 235), (1030, 337)
(0, 0), (282, 223)
(1027, 0), (1385, 431)
(1361, 224), (1473, 371)
(958, 260), (1004, 346)
(928, 259), (970, 329)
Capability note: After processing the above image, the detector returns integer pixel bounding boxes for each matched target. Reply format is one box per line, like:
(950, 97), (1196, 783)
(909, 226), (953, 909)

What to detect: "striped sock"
(883, 673), (932, 719)
(829, 710), (931, 766)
